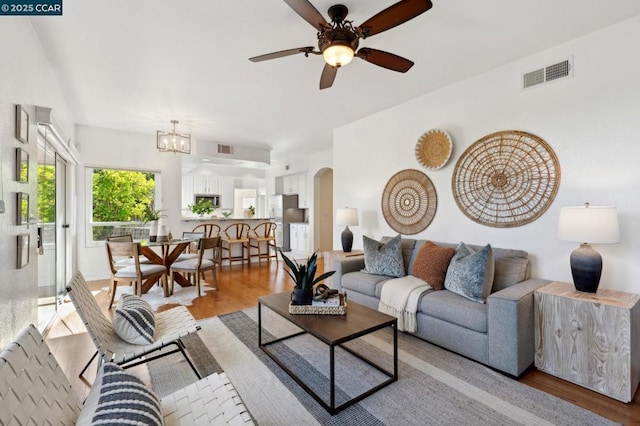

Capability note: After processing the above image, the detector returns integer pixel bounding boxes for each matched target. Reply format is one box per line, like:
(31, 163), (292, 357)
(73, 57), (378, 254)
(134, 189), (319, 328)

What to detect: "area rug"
(148, 307), (615, 426)
(102, 282), (216, 311)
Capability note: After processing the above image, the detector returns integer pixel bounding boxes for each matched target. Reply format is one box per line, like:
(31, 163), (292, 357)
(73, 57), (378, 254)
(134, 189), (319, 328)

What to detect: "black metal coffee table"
(258, 292), (398, 414)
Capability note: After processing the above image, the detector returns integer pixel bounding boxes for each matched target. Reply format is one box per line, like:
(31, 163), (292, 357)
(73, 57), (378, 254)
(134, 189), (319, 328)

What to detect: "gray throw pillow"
(444, 242), (495, 303)
(362, 234), (406, 278)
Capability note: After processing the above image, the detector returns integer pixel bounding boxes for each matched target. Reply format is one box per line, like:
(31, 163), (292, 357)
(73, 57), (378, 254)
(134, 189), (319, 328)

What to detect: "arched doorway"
(313, 168), (333, 253)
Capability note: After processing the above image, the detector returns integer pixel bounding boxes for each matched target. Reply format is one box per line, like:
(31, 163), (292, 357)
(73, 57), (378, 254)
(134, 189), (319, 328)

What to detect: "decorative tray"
(289, 293), (347, 315)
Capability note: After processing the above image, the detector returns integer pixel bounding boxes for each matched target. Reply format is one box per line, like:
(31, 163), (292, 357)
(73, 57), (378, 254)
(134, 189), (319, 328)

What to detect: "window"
(86, 167), (161, 245)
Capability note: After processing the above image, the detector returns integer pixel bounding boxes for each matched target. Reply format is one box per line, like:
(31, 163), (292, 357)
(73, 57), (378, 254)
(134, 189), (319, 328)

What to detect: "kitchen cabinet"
(278, 172), (309, 208)
(297, 173), (308, 208)
(290, 223), (310, 253)
(283, 174), (298, 195)
(219, 177), (234, 210)
(194, 175), (219, 195)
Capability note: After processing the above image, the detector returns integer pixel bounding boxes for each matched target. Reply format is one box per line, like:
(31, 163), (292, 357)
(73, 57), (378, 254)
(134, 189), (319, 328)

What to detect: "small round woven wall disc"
(415, 129), (453, 170)
(381, 169), (437, 235)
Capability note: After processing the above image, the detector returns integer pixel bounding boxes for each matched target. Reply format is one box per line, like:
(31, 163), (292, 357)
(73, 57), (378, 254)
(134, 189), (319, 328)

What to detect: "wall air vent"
(217, 144), (233, 155)
(523, 58), (572, 89)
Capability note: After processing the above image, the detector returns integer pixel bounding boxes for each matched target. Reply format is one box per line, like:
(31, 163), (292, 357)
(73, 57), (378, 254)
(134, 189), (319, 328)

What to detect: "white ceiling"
(30, 0), (640, 163)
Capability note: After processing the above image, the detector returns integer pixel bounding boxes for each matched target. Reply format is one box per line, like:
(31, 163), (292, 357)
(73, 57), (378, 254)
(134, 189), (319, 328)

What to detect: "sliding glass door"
(37, 126), (69, 332)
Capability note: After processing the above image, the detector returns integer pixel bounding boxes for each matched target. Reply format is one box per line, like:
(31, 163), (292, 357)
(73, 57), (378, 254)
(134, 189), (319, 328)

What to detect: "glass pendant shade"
(323, 44), (354, 67)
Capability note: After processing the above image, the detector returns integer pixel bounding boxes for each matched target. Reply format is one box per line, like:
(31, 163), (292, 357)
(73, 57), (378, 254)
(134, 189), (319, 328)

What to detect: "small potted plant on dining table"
(280, 250), (335, 305)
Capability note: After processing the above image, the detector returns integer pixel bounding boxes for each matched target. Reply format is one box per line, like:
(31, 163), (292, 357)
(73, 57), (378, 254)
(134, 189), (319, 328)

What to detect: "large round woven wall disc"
(452, 130), (561, 228)
(381, 169), (437, 235)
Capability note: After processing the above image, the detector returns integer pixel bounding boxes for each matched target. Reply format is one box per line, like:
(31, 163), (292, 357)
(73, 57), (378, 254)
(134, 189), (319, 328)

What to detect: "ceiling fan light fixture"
(322, 43), (354, 67)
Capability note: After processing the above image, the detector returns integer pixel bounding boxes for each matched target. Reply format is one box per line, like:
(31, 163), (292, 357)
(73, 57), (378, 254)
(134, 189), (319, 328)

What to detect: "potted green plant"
(280, 250), (335, 305)
(189, 198), (215, 217)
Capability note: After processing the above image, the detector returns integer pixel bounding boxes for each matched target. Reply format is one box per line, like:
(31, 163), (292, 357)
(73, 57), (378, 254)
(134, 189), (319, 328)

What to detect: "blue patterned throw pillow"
(87, 363), (163, 426)
(112, 294), (155, 345)
(362, 234), (406, 278)
(444, 242), (495, 303)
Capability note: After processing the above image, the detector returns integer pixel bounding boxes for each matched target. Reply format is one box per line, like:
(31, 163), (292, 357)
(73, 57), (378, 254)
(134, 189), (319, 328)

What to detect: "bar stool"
(249, 222), (278, 265)
(192, 223), (220, 238)
(221, 223), (250, 267)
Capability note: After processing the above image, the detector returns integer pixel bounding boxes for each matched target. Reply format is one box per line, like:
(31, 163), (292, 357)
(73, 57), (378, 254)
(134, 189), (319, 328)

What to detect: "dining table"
(138, 237), (197, 294)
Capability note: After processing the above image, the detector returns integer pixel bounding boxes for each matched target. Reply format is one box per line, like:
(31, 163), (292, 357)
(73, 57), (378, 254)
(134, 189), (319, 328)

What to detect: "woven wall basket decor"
(452, 130), (561, 228)
(415, 129), (453, 170)
(381, 169), (437, 235)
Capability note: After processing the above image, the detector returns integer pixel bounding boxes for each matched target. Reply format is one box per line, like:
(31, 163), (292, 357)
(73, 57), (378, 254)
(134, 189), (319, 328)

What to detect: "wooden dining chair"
(170, 236), (221, 296)
(249, 222), (278, 265)
(105, 241), (168, 309)
(221, 223), (250, 267)
(106, 234), (151, 269)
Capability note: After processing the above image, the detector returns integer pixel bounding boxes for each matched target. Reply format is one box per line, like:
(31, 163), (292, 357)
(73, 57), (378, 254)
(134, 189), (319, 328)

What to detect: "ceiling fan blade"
(358, 0), (433, 38)
(283, 0), (329, 31)
(356, 48), (414, 72)
(319, 64), (337, 90)
(249, 47), (314, 62)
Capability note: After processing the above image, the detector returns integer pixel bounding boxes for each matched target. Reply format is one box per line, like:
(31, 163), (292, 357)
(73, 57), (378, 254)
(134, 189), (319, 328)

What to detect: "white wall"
(76, 125), (183, 280)
(0, 18), (75, 346)
(334, 17), (640, 294)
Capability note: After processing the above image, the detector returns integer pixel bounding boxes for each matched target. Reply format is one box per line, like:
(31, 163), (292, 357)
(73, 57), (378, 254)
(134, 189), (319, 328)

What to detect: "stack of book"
(312, 294), (341, 306)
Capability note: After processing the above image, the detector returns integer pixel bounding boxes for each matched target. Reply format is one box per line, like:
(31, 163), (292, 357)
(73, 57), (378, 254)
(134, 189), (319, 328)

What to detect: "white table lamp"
(557, 203), (619, 292)
(336, 208), (358, 252)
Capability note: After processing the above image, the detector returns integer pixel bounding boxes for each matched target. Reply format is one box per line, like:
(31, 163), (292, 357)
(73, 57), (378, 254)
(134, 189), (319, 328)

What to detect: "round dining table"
(138, 237), (197, 294)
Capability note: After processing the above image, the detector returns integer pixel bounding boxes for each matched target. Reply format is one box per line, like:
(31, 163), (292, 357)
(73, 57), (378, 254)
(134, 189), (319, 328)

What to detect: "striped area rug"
(148, 306), (614, 425)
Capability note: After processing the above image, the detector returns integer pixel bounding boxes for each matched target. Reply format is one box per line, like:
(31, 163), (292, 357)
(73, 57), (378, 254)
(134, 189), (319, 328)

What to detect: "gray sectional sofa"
(330, 237), (550, 377)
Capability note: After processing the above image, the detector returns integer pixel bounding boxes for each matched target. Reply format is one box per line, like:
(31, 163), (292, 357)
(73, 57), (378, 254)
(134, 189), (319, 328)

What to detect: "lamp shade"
(557, 205), (619, 244)
(322, 44), (354, 67)
(336, 208), (358, 227)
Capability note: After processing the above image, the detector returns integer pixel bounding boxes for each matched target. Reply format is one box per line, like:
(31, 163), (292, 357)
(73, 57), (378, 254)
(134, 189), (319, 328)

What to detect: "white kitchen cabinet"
(283, 174), (298, 195)
(194, 175), (219, 195)
(297, 173), (308, 208)
(289, 223), (310, 253)
(219, 177), (234, 209)
(181, 175), (195, 209)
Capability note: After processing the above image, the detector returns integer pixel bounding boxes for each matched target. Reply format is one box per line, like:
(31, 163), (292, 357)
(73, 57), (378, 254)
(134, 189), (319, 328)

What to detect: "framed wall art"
(17, 234), (30, 269)
(15, 104), (29, 144)
(16, 192), (29, 226)
(16, 147), (29, 183)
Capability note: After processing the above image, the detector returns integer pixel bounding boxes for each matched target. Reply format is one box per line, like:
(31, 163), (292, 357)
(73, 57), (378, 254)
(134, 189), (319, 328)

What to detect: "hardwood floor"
(46, 258), (640, 424)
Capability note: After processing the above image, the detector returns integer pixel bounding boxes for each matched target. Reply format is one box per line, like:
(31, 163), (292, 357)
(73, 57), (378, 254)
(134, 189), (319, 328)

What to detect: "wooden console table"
(534, 282), (640, 402)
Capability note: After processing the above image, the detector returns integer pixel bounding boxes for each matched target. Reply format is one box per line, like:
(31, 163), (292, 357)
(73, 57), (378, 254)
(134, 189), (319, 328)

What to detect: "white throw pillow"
(112, 294), (155, 345)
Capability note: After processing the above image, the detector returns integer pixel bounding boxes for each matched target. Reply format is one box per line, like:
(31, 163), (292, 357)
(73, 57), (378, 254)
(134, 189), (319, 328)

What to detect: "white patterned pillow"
(362, 234), (406, 278)
(113, 294), (155, 345)
(444, 242), (495, 303)
(77, 362), (163, 425)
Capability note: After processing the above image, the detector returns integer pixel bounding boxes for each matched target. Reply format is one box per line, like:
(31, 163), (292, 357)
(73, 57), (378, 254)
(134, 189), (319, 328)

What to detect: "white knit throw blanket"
(378, 275), (431, 333)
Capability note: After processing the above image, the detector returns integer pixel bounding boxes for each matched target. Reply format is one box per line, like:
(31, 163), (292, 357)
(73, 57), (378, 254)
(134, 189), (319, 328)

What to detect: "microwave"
(194, 194), (220, 209)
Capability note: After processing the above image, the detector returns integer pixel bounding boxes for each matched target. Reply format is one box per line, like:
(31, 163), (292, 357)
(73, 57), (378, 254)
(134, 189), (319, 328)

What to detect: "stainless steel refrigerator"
(269, 195), (304, 252)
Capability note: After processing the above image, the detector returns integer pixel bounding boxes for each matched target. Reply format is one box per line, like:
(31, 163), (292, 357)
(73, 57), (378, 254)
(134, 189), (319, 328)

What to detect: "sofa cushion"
(411, 241), (456, 290)
(113, 294), (155, 345)
(381, 236), (416, 273)
(362, 234), (405, 278)
(492, 250), (530, 292)
(419, 290), (488, 333)
(444, 243), (495, 304)
(341, 271), (391, 298)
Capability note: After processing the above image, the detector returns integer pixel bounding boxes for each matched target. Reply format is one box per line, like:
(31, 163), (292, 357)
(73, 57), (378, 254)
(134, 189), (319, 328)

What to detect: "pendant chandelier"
(157, 119), (191, 154)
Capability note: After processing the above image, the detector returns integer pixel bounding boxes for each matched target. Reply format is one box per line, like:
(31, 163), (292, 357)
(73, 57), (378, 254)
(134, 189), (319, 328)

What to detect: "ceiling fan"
(249, 0), (433, 89)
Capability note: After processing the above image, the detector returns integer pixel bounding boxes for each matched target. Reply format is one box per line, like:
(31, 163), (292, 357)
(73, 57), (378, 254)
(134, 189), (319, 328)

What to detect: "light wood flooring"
(46, 258), (640, 425)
